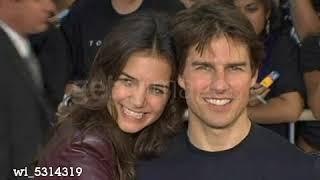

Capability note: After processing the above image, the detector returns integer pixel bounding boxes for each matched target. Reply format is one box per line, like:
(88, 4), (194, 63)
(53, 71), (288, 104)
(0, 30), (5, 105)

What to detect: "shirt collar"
(0, 19), (31, 58)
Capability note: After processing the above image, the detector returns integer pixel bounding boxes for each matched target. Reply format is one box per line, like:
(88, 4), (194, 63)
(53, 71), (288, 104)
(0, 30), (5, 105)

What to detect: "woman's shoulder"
(72, 127), (114, 157)
(38, 123), (114, 170)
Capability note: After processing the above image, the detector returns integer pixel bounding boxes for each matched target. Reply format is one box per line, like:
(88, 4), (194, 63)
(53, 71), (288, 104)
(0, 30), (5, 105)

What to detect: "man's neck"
(187, 115), (251, 152)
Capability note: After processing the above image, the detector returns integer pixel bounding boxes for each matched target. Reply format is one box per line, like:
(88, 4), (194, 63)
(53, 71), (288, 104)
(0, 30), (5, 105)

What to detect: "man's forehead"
(189, 36), (250, 59)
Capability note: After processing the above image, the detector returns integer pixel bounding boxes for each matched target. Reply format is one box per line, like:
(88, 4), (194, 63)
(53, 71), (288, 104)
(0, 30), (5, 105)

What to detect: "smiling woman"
(112, 51), (173, 133)
(36, 11), (185, 180)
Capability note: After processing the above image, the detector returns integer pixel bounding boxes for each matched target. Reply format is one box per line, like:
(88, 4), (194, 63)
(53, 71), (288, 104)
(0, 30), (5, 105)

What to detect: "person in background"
(29, 0), (76, 109)
(31, 0), (76, 56)
(37, 11), (185, 180)
(290, 0), (320, 40)
(0, 0), (56, 178)
(49, 0), (76, 26)
(35, 0), (185, 109)
(290, 0), (320, 153)
(234, 0), (304, 138)
(61, 0), (185, 86)
(136, 2), (319, 180)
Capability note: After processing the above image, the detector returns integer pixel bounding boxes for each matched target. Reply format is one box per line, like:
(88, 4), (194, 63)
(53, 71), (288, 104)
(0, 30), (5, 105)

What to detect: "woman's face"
(111, 51), (172, 133)
(235, 0), (270, 35)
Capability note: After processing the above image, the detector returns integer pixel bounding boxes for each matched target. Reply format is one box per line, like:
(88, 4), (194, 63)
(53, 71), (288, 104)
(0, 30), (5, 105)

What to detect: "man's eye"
(229, 66), (244, 72)
(195, 65), (211, 71)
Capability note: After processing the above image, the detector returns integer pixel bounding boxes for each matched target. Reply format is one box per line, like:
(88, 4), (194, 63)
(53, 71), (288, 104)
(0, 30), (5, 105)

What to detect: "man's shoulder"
(252, 124), (301, 152)
(251, 124), (316, 166)
(217, 124), (318, 179)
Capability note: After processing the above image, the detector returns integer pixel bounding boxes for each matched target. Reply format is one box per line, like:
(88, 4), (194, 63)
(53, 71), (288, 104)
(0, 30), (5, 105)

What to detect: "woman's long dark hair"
(56, 11), (185, 180)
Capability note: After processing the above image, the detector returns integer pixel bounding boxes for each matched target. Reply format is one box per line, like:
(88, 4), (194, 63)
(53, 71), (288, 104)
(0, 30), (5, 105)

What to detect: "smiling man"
(136, 1), (320, 180)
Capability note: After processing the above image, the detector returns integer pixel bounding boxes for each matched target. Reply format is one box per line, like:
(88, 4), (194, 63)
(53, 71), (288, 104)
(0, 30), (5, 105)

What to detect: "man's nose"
(210, 71), (229, 93)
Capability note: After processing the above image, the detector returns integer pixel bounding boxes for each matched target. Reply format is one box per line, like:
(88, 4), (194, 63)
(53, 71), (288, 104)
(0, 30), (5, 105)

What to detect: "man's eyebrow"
(191, 60), (248, 67)
(226, 62), (248, 67)
(191, 61), (213, 68)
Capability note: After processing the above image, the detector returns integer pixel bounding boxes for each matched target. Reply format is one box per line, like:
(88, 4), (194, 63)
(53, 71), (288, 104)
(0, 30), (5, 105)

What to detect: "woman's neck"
(111, 0), (144, 15)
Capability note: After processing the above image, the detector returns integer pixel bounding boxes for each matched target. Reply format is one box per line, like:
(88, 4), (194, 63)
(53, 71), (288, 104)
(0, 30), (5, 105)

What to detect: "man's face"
(178, 36), (257, 130)
(14, 0), (56, 34)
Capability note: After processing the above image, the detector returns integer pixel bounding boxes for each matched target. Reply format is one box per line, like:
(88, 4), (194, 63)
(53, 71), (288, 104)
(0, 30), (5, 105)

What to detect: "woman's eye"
(246, 4), (258, 13)
(119, 78), (133, 87)
(149, 87), (165, 95)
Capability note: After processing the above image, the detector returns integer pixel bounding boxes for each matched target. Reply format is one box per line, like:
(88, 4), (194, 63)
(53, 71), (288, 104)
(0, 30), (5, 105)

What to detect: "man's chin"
(30, 24), (50, 34)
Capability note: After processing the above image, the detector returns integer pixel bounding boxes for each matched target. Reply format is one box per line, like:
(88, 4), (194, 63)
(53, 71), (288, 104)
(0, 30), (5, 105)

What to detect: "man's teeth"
(205, 99), (231, 106)
(123, 107), (143, 119)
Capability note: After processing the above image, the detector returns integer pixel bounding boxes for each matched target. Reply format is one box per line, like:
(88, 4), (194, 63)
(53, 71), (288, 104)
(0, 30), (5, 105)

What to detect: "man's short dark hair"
(171, 1), (264, 76)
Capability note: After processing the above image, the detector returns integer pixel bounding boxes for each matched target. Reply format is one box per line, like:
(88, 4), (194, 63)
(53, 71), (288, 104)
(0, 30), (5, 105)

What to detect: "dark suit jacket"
(0, 28), (53, 179)
(29, 27), (71, 108)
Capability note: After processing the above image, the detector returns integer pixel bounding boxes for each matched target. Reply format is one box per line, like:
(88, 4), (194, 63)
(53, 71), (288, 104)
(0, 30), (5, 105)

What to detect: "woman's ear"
(266, 8), (271, 20)
(178, 75), (186, 90)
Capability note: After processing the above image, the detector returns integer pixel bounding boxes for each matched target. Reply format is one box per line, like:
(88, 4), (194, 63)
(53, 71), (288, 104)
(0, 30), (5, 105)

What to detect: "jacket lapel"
(0, 29), (54, 124)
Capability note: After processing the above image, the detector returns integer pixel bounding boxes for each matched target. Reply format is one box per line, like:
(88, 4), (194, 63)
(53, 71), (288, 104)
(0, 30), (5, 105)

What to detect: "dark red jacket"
(36, 124), (116, 180)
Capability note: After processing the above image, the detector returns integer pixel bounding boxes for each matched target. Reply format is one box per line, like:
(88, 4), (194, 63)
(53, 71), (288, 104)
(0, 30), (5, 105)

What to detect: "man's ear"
(178, 75), (186, 90)
(251, 69), (258, 87)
